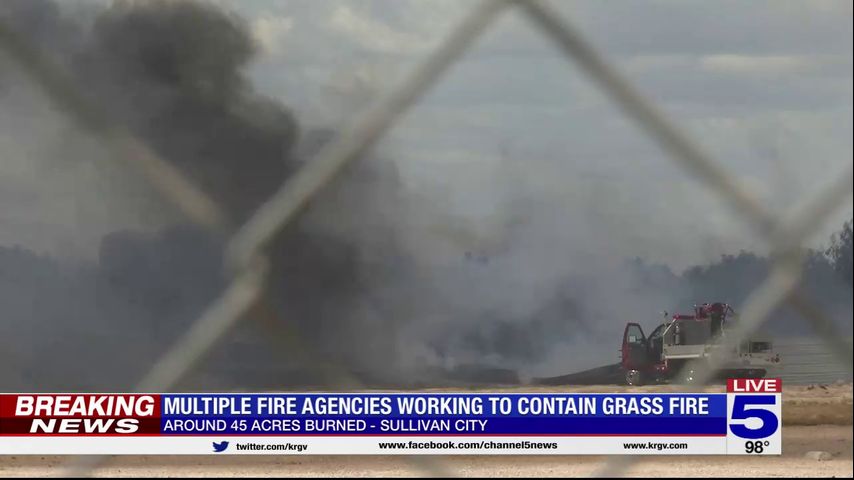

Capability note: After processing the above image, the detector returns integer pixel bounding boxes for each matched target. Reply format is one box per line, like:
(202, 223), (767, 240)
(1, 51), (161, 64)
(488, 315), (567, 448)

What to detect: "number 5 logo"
(729, 395), (779, 439)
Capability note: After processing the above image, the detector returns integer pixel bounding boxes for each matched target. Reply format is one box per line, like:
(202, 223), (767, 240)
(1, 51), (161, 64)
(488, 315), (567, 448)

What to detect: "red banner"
(0, 394), (160, 435)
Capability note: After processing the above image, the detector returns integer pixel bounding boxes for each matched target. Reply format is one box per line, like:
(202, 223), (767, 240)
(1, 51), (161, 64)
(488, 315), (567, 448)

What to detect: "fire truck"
(620, 302), (780, 385)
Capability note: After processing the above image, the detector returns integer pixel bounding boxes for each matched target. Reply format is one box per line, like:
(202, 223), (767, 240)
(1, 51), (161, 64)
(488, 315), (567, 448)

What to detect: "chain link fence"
(1, 0), (851, 477)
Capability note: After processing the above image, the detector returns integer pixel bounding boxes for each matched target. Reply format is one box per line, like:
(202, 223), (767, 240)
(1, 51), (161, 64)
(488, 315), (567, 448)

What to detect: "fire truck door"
(621, 323), (651, 369)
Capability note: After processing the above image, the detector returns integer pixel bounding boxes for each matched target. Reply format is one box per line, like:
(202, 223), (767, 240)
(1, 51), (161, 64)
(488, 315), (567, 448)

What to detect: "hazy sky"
(1, 0), (852, 269)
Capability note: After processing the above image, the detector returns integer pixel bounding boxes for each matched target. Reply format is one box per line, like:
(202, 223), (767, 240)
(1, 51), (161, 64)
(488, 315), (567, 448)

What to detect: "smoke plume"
(0, 0), (850, 391)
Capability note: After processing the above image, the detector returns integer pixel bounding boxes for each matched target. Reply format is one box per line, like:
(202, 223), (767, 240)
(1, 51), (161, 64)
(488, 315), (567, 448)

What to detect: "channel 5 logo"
(726, 378), (782, 454)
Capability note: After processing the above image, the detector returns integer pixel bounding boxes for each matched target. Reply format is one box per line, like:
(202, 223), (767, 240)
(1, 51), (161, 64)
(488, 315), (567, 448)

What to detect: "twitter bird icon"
(212, 441), (229, 453)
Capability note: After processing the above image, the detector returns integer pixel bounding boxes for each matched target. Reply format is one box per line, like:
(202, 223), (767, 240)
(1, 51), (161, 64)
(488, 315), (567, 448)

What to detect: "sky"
(1, 0), (852, 269)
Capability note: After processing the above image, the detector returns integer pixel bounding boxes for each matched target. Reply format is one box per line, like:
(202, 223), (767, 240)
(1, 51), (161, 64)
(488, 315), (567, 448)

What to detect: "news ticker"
(0, 378), (781, 455)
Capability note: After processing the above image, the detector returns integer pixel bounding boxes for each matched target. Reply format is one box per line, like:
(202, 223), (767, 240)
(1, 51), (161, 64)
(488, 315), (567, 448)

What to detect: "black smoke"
(1, 0), (407, 389)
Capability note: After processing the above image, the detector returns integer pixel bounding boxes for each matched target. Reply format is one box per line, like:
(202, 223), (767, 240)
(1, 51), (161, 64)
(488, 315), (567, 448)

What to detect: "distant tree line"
(628, 219), (853, 335)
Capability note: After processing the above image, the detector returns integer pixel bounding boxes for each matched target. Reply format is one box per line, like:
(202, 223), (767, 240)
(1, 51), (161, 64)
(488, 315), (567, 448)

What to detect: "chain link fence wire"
(0, 0), (851, 477)
(0, 22), (227, 232)
(2, 0), (510, 476)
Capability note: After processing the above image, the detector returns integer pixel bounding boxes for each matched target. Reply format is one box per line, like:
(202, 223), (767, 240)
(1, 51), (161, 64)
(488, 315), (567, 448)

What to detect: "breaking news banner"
(0, 378), (780, 455)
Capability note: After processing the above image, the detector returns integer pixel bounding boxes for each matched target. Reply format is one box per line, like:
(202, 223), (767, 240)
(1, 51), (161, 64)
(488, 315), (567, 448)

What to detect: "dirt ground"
(1, 384), (850, 477)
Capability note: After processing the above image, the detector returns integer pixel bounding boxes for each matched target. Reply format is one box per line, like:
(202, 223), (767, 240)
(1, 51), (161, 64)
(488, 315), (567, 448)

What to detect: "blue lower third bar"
(160, 416), (726, 435)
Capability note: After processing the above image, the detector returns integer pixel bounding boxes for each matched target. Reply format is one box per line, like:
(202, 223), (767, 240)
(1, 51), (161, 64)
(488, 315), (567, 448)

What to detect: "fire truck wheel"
(625, 369), (644, 386)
